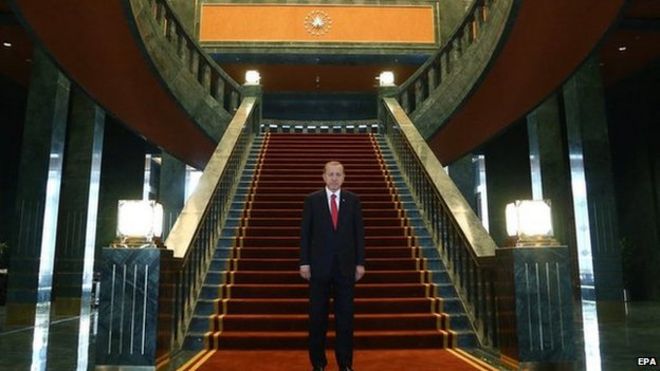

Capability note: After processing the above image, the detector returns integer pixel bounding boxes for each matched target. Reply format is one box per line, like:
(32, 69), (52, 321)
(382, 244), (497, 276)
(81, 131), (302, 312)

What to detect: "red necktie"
(331, 194), (338, 230)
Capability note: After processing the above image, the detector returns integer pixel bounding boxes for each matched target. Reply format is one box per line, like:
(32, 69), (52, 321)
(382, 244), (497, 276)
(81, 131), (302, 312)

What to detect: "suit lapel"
(318, 190), (332, 229)
(337, 192), (349, 231)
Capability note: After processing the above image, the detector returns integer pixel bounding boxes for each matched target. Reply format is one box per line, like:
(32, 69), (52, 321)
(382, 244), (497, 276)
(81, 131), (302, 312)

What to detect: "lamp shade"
(245, 70), (261, 85)
(505, 200), (553, 239)
(379, 71), (395, 86)
(116, 200), (163, 240)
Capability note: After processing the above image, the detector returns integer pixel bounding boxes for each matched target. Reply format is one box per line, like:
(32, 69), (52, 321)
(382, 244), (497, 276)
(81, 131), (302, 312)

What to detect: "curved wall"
(430, 0), (625, 164)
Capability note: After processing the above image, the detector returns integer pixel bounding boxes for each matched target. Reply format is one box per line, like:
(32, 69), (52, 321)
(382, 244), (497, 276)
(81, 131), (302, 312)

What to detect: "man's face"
(323, 163), (344, 192)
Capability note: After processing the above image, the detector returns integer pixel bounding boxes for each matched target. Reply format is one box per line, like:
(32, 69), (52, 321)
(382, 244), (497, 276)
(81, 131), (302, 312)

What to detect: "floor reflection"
(31, 302), (52, 371)
(580, 300), (602, 371)
(0, 306), (96, 371)
(0, 301), (658, 370)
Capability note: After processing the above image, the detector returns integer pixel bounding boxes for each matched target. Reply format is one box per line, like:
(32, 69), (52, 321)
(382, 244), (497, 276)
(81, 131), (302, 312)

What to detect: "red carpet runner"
(182, 349), (495, 371)
(204, 133), (459, 350)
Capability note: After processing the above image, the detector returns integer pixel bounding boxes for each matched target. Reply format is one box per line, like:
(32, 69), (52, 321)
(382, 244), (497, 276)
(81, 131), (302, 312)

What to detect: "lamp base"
(111, 236), (165, 249)
(514, 236), (560, 247)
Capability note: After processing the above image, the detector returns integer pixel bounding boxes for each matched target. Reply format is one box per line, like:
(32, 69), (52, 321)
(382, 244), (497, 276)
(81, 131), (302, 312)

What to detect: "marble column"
(159, 152), (186, 238)
(6, 47), (71, 325)
(95, 116), (146, 263)
(562, 57), (624, 309)
(448, 153), (478, 213)
(0, 78), (27, 250)
(526, 94), (581, 302)
(484, 120), (533, 246)
(53, 87), (105, 315)
(607, 62), (660, 300)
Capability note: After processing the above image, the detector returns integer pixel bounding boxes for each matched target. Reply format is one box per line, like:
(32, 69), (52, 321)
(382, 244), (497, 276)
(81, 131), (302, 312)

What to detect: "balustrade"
(396, 0), (500, 116)
(381, 97), (499, 348)
(147, 0), (242, 114)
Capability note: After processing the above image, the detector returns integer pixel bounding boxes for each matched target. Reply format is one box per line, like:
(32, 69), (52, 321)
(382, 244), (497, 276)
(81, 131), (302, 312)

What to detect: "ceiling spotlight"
(618, 46), (627, 52)
(2, 42), (12, 48)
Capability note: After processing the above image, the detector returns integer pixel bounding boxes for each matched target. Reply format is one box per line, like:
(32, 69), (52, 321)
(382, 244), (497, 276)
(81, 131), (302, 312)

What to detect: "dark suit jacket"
(300, 189), (365, 280)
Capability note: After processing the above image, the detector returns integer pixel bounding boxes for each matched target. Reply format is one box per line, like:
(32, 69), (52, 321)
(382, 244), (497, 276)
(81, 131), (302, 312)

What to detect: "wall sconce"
(505, 200), (558, 246)
(114, 200), (164, 248)
(378, 71), (395, 87)
(244, 70), (261, 85)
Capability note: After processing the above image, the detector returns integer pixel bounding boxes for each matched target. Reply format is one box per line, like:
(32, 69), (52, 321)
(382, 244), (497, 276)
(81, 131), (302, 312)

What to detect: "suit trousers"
(308, 255), (355, 368)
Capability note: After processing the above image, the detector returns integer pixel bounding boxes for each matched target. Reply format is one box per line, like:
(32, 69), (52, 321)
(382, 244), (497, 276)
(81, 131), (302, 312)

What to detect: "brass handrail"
(164, 96), (260, 347)
(381, 96), (498, 348)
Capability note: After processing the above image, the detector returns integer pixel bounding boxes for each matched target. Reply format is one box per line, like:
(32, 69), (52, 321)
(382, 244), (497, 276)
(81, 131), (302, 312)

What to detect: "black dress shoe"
(311, 367), (325, 371)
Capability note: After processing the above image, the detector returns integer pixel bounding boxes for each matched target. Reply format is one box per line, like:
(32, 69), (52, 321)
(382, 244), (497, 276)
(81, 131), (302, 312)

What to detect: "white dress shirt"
(325, 187), (341, 212)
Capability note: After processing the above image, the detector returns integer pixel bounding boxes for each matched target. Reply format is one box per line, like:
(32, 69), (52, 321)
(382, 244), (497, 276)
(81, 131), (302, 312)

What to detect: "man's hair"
(323, 161), (344, 174)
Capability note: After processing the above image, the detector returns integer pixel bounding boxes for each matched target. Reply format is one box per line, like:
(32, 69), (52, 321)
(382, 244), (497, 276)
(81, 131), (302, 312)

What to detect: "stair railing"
(396, 0), (507, 116)
(163, 95), (260, 349)
(146, 0), (242, 113)
(380, 96), (499, 348)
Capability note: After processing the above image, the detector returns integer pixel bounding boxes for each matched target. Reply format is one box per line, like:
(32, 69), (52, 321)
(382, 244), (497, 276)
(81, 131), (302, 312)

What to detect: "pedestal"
(95, 247), (173, 369)
(496, 246), (576, 368)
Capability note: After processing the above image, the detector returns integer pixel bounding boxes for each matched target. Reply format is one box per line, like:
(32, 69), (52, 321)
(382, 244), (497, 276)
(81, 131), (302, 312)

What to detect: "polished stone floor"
(0, 300), (658, 370)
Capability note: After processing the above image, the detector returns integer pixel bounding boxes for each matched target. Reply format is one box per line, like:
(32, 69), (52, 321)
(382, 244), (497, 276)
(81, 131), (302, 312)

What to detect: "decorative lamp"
(244, 70), (261, 85)
(505, 200), (558, 246)
(114, 200), (164, 248)
(378, 71), (395, 87)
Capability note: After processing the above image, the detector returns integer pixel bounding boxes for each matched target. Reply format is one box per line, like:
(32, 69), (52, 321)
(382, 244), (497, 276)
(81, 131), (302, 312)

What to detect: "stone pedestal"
(496, 246), (576, 367)
(95, 247), (172, 369)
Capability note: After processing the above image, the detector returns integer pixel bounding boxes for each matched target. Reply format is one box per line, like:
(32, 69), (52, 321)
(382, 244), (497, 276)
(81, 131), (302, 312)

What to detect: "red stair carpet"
(181, 349), (496, 370)
(190, 133), (491, 369)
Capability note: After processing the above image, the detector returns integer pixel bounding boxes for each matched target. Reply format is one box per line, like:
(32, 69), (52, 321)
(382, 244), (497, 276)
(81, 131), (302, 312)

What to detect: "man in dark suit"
(300, 161), (365, 371)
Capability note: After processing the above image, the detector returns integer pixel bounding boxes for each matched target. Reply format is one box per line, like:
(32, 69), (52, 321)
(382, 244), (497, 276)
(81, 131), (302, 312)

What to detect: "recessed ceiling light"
(2, 42), (11, 47)
(618, 46), (627, 52)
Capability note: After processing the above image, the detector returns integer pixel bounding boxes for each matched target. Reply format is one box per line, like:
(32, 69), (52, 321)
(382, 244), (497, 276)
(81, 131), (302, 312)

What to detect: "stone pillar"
(53, 87), (105, 316)
(526, 94), (581, 302)
(0, 78), (26, 251)
(6, 48), (70, 324)
(159, 152), (186, 238)
(448, 153), (478, 213)
(484, 120), (533, 246)
(607, 62), (660, 301)
(95, 117), (146, 264)
(562, 57), (624, 309)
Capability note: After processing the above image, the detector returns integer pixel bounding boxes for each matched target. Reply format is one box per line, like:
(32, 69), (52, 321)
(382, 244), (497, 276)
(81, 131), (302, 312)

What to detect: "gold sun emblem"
(304, 10), (332, 36)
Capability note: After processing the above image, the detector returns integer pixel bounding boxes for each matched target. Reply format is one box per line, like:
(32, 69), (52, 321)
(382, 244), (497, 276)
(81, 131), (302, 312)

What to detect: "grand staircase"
(185, 132), (476, 350)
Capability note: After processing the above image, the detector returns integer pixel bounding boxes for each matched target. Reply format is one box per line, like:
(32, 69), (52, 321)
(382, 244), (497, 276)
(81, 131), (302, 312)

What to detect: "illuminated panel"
(200, 4), (436, 44)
